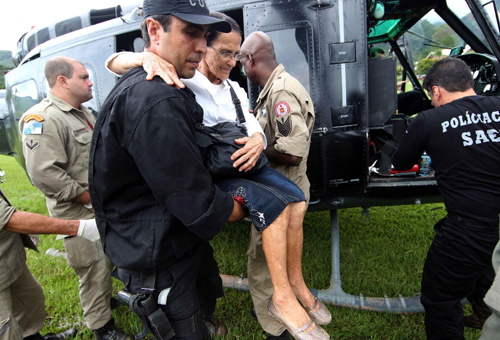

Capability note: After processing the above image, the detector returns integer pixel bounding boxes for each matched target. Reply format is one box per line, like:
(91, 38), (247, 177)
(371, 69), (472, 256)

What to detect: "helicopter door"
(243, 1), (317, 106)
(243, 0), (368, 198)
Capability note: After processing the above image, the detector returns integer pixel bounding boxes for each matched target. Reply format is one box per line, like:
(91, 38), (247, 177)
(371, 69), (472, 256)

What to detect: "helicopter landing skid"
(221, 209), (426, 313)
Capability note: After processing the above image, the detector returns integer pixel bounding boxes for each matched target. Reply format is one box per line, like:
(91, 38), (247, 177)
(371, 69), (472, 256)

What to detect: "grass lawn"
(0, 154), (482, 339)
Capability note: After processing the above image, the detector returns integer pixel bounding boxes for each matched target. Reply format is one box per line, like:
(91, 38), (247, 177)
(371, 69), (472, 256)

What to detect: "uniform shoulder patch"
(23, 114), (45, 123)
(23, 121), (43, 135)
(275, 102), (291, 117)
(25, 139), (40, 151)
(277, 117), (292, 136)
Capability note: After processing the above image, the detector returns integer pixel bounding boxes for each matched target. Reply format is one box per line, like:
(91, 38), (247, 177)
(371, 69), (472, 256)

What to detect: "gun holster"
(116, 267), (205, 340)
(119, 290), (175, 340)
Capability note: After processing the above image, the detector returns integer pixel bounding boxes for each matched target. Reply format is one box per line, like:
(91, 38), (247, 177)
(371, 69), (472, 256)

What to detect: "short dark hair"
(206, 12), (241, 46)
(141, 14), (173, 48)
(45, 56), (77, 88)
(422, 58), (474, 94)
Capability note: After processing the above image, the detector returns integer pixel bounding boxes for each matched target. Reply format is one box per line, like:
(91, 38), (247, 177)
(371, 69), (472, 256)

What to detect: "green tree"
(432, 25), (461, 48)
(420, 19), (436, 39)
(406, 20), (440, 61)
(0, 50), (14, 90)
(417, 58), (439, 75)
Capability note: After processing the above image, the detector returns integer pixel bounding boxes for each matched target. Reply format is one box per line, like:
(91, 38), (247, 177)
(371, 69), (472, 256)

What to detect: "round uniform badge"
(275, 102), (290, 117)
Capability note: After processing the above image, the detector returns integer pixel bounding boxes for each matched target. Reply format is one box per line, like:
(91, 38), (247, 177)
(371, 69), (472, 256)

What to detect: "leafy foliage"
(417, 58), (439, 76)
(0, 50), (14, 90)
(432, 24), (461, 49)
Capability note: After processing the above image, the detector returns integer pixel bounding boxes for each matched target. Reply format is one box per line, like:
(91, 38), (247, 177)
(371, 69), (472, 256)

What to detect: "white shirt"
(184, 71), (266, 144)
(105, 54), (265, 143)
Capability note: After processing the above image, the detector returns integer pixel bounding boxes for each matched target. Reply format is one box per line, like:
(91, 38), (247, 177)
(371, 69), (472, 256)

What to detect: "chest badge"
(275, 102), (291, 117)
(261, 106), (267, 117)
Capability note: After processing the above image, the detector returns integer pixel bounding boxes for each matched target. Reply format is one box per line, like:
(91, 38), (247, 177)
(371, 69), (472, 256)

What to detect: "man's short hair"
(423, 58), (474, 94)
(141, 14), (173, 48)
(45, 57), (76, 88)
(206, 12), (242, 46)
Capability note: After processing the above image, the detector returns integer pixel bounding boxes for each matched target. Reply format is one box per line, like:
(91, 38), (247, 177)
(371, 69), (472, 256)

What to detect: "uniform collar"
(47, 92), (88, 114)
(258, 64), (285, 102)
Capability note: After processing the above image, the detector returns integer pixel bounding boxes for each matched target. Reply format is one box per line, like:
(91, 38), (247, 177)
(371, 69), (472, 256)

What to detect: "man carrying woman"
(106, 11), (330, 340)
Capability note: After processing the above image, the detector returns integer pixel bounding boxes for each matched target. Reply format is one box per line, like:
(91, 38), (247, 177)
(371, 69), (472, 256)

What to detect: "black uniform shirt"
(89, 68), (233, 270)
(392, 95), (500, 224)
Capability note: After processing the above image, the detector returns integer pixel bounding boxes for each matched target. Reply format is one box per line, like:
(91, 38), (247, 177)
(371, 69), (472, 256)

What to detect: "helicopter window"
(27, 35), (36, 53)
(55, 17), (82, 37)
(11, 80), (38, 119)
(445, 0), (489, 47)
(480, 0), (500, 34)
(37, 28), (50, 46)
(267, 27), (310, 93)
(0, 93), (8, 120)
(116, 30), (143, 53)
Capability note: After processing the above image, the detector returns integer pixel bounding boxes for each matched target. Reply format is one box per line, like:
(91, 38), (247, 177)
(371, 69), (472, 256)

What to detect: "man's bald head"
(45, 56), (82, 88)
(241, 31), (276, 61)
(240, 31), (279, 87)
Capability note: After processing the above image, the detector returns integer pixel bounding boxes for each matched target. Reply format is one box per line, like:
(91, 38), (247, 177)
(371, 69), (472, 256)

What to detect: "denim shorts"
(214, 166), (305, 231)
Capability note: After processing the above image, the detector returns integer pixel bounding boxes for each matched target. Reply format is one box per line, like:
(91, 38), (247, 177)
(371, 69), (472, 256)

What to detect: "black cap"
(143, 0), (231, 33)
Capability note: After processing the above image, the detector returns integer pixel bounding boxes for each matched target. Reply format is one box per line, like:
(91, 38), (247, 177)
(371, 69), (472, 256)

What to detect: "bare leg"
(261, 205), (313, 331)
(286, 202), (317, 310)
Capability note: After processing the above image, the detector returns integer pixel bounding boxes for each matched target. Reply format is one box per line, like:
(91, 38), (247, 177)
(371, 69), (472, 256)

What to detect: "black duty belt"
(447, 212), (497, 228)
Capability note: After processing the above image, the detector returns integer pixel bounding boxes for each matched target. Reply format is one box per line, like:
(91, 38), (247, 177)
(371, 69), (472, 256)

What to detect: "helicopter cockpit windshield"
(367, 0), (500, 178)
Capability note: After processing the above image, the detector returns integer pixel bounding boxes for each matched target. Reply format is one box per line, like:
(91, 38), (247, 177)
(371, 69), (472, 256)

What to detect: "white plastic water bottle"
(419, 152), (431, 176)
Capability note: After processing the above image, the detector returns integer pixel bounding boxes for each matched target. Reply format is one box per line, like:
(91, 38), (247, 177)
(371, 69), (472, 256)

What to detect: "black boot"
(464, 298), (492, 329)
(93, 319), (132, 340)
(42, 329), (77, 340)
(203, 315), (228, 336)
(24, 328), (77, 340)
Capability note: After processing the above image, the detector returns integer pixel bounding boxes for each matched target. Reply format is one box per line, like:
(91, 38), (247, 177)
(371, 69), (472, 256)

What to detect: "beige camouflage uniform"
(249, 64), (315, 336)
(0, 188), (45, 340)
(19, 93), (113, 330)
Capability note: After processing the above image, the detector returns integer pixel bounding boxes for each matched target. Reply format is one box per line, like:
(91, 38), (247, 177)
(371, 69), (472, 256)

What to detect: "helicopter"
(2, 0), (500, 314)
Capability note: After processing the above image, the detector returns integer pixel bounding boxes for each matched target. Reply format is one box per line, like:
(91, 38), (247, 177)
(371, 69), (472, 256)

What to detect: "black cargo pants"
(421, 216), (498, 340)
(118, 241), (224, 339)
